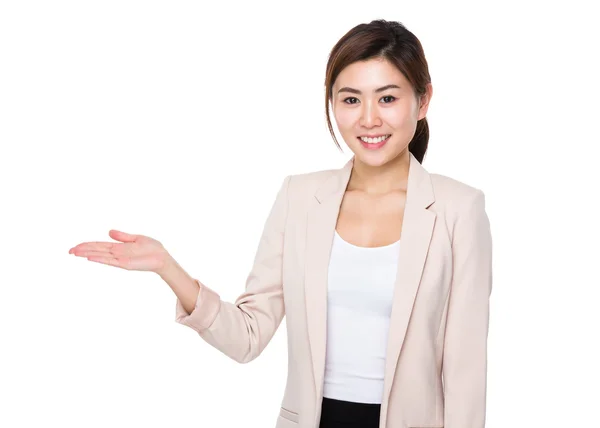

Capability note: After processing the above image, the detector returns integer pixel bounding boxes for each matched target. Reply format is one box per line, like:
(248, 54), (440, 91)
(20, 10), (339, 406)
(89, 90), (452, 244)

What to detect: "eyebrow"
(337, 84), (401, 94)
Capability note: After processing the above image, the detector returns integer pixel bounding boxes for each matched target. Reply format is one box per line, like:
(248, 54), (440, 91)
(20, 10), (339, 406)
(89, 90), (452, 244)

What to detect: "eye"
(342, 96), (396, 104)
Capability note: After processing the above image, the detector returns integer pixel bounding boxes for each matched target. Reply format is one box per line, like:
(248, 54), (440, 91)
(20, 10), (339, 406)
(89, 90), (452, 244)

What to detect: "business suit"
(175, 151), (493, 428)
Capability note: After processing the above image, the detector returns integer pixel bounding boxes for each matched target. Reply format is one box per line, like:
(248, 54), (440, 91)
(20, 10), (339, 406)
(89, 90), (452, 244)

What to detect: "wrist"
(156, 252), (177, 277)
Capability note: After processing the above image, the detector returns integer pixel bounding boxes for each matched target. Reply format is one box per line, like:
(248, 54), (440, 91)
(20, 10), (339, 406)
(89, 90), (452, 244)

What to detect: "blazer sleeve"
(443, 189), (493, 428)
(174, 175), (291, 364)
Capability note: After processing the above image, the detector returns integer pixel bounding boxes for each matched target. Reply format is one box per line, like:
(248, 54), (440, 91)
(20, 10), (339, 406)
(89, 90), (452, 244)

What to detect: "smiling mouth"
(358, 134), (391, 144)
(357, 134), (391, 150)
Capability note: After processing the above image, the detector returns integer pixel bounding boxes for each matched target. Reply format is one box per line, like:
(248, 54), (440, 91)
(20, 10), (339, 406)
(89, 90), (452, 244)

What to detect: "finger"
(72, 250), (114, 259)
(86, 255), (130, 269)
(109, 230), (138, 243)
(70, 242), (115, 254)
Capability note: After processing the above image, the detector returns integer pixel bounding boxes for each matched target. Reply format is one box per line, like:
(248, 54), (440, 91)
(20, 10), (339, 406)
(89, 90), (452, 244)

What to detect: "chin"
(354, 150), (392, 167)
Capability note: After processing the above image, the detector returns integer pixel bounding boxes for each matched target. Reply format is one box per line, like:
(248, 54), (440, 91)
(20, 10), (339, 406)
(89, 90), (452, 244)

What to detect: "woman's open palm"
(69, 229), (170, 273)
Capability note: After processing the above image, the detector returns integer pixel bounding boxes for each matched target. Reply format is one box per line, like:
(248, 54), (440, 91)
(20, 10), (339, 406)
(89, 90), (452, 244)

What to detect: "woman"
(69, 19), (493, 428)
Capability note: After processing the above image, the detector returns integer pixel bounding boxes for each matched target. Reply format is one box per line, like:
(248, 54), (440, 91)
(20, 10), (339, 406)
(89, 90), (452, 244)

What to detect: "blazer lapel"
(304, 152), (437, 413)
(304, 157), (353, 405)
(380, 155), (436, 422)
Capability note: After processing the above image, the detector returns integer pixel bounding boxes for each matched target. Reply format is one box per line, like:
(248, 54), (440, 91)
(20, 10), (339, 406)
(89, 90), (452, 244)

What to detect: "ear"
(417, 83), (433, 120)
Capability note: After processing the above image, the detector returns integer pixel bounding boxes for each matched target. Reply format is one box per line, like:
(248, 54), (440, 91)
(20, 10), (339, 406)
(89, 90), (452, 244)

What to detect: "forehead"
(334, 58), (408, 90)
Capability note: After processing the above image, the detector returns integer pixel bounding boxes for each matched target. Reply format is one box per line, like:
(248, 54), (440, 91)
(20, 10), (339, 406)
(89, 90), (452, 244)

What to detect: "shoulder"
(282, 162), (488, 215)
(429, 172), (485, 204)
(428, 172), (489, 236)
(285, 167), (338, 200)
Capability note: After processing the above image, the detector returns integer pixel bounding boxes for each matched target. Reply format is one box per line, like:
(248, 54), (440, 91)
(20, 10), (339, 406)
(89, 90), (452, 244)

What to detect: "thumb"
(109, 229), (138, 242)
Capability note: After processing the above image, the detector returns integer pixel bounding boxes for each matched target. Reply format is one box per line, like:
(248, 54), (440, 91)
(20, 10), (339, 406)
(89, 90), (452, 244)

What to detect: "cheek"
(382, 106), (414, 130)
(334, 107), (358, 129)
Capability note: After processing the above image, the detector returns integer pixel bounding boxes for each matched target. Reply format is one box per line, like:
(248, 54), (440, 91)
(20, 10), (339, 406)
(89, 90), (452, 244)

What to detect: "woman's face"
(332, 57), (432, 167)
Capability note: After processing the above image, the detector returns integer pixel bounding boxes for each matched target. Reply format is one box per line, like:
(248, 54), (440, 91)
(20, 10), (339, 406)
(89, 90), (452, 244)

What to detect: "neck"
(348, 149), (410, 195)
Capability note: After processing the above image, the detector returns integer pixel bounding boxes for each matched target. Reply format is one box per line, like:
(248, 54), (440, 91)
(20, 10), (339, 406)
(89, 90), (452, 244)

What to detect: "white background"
(1, 1), (599, 427)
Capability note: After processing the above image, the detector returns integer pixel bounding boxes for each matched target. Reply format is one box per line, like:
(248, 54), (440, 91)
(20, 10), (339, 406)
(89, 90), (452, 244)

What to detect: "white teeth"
(360, 134), (390, 144)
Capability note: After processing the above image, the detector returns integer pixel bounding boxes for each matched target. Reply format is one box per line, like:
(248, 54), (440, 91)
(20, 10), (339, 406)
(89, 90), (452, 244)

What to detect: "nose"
(359, 100), (382, 128)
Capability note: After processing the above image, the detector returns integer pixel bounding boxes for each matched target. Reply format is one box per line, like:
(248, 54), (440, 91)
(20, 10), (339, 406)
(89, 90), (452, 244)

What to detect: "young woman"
(69, 19), (493, 428)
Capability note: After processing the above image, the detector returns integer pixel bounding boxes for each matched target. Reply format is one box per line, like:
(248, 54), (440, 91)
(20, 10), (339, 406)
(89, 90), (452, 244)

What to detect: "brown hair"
(325, 19), (432, 163)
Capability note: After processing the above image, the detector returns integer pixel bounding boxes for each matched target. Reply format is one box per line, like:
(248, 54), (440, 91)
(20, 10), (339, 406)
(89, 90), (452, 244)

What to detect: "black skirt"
(319, 396), (381, 428)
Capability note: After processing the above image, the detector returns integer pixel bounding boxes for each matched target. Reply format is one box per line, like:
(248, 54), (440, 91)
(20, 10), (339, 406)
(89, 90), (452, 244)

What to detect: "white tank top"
(322, 230), (401, 404)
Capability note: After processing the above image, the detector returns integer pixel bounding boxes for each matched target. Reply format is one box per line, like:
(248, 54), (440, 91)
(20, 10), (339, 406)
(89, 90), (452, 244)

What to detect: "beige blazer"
(175, 152), (493, 428)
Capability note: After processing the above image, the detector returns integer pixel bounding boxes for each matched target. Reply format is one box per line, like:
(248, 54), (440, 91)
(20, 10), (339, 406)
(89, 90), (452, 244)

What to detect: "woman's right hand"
(69, 229), (172, 274)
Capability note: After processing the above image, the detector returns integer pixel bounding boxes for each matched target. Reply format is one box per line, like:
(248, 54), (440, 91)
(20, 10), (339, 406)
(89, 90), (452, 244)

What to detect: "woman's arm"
(166, 175), (292, 364)
(158, 256), (200, 316)
(442, 189), (493, 428)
